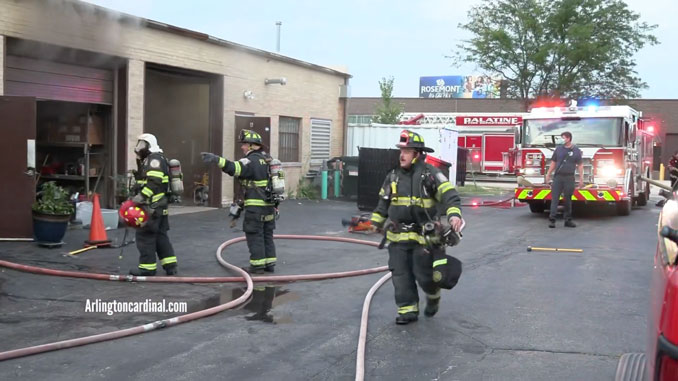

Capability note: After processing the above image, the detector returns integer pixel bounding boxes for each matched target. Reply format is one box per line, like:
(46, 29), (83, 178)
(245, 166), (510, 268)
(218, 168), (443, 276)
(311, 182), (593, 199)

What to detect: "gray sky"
(83, 0), (677, 99)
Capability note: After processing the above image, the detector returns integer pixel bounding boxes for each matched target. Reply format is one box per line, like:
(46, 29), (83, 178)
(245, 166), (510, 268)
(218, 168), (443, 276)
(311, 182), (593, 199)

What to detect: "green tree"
(373, 76), (403, 124)
(453, 0), (658, 99)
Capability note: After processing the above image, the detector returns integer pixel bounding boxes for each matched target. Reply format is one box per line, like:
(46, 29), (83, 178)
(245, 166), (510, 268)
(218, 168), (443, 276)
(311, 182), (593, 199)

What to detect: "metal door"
(0, 96), (37, 238)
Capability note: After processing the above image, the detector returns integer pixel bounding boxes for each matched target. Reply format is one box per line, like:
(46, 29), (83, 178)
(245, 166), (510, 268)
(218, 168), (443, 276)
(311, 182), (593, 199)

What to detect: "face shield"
(134, 140), (150, 156)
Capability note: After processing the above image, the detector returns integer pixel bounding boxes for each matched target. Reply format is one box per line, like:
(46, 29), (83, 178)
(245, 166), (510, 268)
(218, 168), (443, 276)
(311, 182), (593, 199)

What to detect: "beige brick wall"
(0, 0), (348, 204)
(127, 59), (145, 171)
(0, 35), (4, 96)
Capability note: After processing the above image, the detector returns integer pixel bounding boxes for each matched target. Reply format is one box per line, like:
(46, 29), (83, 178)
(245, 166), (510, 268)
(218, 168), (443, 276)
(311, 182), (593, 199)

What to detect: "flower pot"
(32, 213), (71, 244)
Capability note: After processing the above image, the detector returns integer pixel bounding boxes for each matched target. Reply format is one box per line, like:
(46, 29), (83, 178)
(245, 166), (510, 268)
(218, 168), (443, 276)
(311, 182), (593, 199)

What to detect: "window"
(279, 117), (300, 162)
(311, 118), (332, 164)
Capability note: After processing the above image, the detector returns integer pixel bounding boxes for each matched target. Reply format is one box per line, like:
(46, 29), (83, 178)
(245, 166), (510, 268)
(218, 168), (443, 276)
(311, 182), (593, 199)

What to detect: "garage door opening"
(35, 101), (111, 203)
(144, 65), (222, 206)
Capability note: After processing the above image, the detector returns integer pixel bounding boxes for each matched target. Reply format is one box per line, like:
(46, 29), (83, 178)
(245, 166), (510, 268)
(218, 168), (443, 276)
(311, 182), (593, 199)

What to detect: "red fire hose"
(0, 235), (388, 363)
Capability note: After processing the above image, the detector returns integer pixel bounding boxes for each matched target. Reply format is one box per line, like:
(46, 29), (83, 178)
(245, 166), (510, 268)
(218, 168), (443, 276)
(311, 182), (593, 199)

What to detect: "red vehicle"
(510, 101), (655, 216)
(616, 194), (678, 380)
(399, 112), (524, 174)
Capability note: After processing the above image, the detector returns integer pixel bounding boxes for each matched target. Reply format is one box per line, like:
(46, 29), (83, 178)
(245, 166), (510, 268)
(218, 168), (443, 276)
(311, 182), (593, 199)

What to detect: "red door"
(0, 97), (37, 238)
(483, 135), (515, 172)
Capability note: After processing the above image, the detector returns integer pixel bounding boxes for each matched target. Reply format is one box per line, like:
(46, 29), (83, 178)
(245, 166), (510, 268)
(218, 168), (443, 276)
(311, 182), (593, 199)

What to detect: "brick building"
(0, 0), (349, 238)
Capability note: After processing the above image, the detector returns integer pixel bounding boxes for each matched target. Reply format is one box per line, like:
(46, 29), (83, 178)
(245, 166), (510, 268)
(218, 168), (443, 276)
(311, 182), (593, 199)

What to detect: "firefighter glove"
(201, 152), (221, 165)
(131, 194), (145, 204)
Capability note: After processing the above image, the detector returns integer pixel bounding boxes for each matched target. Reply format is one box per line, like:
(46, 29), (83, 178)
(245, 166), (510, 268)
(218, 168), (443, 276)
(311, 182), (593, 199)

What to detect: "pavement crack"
(491, 346), (619, 359)
(0, 293), (81, 304)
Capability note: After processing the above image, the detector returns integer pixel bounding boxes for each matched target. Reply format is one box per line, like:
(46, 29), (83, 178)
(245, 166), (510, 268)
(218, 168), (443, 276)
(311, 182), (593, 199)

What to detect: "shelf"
(40, 175), (100, 181)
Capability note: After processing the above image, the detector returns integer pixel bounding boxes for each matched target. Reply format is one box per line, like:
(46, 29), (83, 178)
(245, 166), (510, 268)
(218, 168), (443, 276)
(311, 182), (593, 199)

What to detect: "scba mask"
(135, 140), (150, 158)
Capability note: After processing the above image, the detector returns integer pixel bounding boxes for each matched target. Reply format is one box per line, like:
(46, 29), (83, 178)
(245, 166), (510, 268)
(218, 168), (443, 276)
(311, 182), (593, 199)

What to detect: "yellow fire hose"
(527, 246), (583, 253)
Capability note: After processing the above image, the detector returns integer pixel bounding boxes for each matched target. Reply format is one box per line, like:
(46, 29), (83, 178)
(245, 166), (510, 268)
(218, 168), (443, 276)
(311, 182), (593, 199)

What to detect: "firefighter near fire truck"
(512, 100), (654, 217)
(369, 130), (464, 325)
(201, 129), (285, 274)
(544, 131), (584, 228)
(123, 133), (179, 276)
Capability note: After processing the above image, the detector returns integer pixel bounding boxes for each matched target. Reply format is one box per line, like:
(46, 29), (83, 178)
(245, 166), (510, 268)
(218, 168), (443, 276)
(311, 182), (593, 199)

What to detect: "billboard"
(419, 75), (502, 98)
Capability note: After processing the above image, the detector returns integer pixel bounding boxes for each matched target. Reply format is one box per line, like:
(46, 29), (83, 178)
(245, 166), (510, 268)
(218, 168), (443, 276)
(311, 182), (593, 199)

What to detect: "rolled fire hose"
(0, 235), (388, 364)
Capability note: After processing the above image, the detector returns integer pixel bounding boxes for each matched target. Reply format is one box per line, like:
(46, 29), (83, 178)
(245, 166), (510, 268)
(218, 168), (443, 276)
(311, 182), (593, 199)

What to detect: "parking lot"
(0, 196), (662, 380)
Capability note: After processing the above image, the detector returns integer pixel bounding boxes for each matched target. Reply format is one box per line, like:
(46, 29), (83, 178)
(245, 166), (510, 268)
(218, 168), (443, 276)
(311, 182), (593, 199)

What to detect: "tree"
(453, 0), (658, 99)
(373, 77), (403, 124)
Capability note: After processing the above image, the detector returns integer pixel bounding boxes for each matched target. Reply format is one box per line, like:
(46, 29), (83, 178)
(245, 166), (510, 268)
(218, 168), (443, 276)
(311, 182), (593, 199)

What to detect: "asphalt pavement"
(0, 194), (663, 380)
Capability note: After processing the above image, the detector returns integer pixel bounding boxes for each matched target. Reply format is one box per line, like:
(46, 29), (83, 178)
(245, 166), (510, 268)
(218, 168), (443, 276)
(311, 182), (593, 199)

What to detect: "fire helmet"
(238, 129), (263, 145)
(119, 200), (149, 228)
(135, 133), (163, 158)
(396, 130), (434, 153)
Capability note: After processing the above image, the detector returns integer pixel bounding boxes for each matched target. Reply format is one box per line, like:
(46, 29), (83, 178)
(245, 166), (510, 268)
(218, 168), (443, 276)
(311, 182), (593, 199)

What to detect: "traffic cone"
(85, 193), (111, 247)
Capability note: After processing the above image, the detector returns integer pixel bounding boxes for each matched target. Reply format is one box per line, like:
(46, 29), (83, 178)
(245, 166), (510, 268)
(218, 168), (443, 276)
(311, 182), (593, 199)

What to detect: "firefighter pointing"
(202, 129), (283, 274)
(370, 130), (464, 325)
(126, 133), (178, 276)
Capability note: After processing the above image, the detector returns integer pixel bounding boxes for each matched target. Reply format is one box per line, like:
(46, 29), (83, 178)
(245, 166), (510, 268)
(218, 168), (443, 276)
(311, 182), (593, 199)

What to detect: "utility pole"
(276, 21), (282, 52)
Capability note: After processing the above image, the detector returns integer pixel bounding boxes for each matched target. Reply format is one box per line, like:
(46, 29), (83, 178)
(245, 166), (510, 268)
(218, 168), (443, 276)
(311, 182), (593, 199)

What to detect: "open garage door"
(4, 55), (113, 105)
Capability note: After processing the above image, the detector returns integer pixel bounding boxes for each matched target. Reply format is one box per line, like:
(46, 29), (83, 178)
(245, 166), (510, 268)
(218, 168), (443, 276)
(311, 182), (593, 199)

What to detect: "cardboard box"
(86, 115), (105, 145)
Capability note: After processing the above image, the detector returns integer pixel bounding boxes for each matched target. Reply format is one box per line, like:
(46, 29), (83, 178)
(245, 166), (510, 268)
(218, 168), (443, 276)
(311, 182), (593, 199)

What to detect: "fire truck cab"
(511, 101), (654, 216)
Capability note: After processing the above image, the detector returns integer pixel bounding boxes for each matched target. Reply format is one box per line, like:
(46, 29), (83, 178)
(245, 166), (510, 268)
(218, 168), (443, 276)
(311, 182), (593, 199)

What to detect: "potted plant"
(32, 181), (74, 244)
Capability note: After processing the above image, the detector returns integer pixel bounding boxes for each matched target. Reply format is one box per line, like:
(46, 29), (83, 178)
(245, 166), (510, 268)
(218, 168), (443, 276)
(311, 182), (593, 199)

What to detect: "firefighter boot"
(264, 265), (275, 273)
(564, 220), (577, 228)
(129, 268), (156, 276)
(243, 266), (265, 275)
(395, 312), (419, 325)
(548, 219), (556, 228)
(424, 295), (441, 317)
(164, 264), (178, 276)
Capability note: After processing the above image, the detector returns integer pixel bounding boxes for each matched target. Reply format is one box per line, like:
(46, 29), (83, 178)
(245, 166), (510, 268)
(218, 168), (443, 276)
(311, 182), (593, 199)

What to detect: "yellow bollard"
(660, 163), (665, 181)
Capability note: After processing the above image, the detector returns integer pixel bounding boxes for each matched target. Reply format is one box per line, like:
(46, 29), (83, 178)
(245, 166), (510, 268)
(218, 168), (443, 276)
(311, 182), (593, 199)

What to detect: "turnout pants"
(242, 206), (276, 269)
(549, 174), (575, 221)
(388, 241), (441, 315)
(135, 211), (177, 272)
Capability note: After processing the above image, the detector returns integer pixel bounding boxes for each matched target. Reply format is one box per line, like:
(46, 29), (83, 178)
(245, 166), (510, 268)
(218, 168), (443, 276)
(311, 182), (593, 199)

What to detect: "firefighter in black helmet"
(370, 130), (464, 325)
(201, 129), (277, 274)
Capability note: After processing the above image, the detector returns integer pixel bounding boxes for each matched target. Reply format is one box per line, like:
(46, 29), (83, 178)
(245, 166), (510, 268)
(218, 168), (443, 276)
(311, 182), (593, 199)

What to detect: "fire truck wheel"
(617, 183), (633, 216)
(528, 201), (545, 214)
(635, 182), (649, 207)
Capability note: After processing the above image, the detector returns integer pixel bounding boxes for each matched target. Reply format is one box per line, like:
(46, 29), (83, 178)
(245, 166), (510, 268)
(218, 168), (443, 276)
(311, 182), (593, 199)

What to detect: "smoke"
(8, 0), (146, 68)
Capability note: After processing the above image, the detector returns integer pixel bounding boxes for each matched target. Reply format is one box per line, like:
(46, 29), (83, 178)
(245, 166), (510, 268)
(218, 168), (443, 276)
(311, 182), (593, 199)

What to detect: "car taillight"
(659, 356), (678, 380)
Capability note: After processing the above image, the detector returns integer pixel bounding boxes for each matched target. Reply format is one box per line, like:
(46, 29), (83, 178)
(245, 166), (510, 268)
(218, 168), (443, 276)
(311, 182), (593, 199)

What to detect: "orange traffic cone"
(85, 193), (111, 247)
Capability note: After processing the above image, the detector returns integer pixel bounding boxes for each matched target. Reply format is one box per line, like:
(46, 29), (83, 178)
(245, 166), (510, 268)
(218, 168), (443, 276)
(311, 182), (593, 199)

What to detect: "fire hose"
(0, 234), (390, 380)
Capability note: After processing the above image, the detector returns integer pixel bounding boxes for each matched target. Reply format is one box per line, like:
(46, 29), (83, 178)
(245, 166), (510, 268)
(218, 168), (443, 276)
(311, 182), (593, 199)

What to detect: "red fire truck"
(510, 101), (655, 216)
(400, 112), (524, 174)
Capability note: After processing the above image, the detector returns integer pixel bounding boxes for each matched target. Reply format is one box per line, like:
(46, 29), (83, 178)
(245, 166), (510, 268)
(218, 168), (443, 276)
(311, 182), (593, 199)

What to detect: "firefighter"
(129, 133), (178, 276)
(545, 131), (583, 228)
(369, 130), (464, 325)
(201, 129), (277, 274)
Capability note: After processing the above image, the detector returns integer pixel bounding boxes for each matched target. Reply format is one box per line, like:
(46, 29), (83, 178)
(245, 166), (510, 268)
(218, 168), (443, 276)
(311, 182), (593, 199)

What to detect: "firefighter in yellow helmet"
(370, 130), (464, 324)
(201, 129), (277, 274)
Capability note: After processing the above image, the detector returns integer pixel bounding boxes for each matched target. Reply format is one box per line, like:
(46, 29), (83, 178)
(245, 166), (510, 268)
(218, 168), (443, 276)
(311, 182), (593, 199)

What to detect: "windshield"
(522, 117), (622, 147)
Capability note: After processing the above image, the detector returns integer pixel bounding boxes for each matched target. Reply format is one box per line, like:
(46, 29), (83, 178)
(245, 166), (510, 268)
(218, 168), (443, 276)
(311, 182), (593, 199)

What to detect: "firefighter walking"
(370, 130), (464, 325)
(201, 129), (277, 274)
(129, 133), (178, 276)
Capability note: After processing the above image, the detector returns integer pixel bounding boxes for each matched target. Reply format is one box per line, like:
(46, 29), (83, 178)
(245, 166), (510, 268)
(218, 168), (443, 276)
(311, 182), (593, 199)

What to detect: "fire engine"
(510, 100), (655, 216)
(400, 112), (524, 174)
